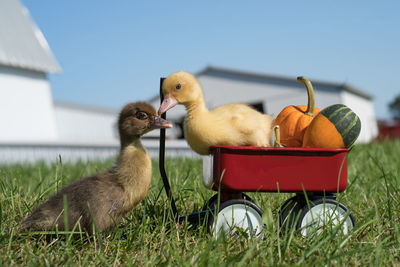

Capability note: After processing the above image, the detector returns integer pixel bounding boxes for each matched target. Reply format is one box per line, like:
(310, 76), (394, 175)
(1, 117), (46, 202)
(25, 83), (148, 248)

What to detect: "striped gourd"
(302, 104), (361, 148)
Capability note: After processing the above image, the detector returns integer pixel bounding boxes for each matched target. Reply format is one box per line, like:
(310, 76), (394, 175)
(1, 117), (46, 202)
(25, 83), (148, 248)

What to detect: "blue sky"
(23, 0), (400, 119)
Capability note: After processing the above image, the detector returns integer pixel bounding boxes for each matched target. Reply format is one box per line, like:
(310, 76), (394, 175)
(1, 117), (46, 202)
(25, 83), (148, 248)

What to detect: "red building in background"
(377, 119), (400, 140)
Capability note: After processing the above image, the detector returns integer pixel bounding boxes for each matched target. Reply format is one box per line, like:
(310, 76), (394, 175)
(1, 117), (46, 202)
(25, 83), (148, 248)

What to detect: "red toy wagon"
(204, 146), (348, 193)
(158, 79), (355, 237)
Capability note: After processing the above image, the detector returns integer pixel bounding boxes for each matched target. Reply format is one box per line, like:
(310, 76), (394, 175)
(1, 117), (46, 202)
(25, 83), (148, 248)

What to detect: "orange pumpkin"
(273, 77), (320, 147)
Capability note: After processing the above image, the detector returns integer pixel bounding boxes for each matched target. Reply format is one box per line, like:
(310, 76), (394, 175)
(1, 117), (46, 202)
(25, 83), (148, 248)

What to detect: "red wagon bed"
(207, 146), (349, 193)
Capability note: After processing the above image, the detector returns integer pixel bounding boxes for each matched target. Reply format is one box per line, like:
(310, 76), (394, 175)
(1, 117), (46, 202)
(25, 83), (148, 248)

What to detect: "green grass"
(1, 140), (400, 266)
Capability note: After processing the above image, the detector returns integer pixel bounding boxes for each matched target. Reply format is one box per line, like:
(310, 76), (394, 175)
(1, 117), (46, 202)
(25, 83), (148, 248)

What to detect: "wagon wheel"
(297, 198), (355, 236)
(280, 196), (304, 232)
(208, 199), (263, 238)
(202, 193), (254, 211)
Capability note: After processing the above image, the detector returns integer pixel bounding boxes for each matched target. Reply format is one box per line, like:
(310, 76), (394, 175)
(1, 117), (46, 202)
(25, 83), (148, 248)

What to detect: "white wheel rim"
(213, 204), (263, 237)
(300, 202), (354, 236)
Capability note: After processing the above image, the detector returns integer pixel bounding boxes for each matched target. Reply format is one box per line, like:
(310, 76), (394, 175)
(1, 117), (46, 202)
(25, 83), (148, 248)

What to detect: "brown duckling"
(158, 71), (273, 155)
(20, 102), (172, 233)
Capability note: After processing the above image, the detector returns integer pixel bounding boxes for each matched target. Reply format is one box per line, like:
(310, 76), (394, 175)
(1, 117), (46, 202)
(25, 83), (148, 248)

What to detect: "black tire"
(280, 196), (304, 232)
(202, 193), (254, 211)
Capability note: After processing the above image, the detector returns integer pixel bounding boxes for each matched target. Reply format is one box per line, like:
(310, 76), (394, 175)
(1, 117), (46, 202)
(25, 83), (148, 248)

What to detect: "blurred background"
(1, 0), (399, 163)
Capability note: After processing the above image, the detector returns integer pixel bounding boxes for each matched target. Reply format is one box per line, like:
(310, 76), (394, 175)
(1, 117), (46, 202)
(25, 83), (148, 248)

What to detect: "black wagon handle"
(159, 77), (179, 219)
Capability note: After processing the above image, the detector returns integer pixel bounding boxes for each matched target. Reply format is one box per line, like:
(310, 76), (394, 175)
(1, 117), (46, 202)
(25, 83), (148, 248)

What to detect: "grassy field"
(1, 140), (399, 266)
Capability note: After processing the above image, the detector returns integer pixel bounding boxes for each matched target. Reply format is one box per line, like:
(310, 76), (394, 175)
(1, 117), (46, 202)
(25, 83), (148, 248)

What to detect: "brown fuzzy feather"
(20, 102), (163, 233)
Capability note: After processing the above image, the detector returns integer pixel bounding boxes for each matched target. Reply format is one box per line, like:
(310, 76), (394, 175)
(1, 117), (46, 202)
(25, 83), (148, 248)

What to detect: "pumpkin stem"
(297, 76), (315, 116)
(273, 125), (281, 147)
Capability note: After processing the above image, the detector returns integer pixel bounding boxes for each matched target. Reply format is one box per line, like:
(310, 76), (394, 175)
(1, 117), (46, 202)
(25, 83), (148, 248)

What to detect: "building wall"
(54, 102), (119, 144)
(0, 65), (57, 142)
(341, 91), (378, 143)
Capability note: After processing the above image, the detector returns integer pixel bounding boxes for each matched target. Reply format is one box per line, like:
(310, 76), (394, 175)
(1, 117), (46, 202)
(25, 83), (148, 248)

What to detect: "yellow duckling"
(158, 71), (273, 155)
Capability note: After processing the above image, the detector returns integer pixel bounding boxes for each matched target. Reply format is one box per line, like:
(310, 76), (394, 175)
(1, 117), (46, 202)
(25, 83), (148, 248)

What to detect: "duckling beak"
(158, 94), (178, 115)
(149, 117), (173, 129)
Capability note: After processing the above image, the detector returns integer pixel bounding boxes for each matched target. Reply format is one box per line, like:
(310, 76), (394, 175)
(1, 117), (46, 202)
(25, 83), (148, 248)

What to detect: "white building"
(150, 66), (378, 144)
(0, 0), (60, 143)
(0, 0), (123, 163)
(0, 0), (378, 163)
(0, 0), (194, 163)
(54, 101), (119, 144)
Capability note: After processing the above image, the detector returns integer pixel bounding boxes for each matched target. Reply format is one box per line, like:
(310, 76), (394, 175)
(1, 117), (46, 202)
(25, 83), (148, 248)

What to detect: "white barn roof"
(198, 66), (372, 100)
(0, 0), (61, 73)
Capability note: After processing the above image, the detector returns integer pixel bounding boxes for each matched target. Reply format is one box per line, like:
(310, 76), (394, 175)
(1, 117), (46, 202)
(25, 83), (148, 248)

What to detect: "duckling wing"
(20, 173), (126, 232)
(211, 104), (260, 135)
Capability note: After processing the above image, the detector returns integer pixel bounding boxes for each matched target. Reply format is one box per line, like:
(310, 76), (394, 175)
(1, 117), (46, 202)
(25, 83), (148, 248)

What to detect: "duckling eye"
(175, 83), (181, 90)
(135, 112), (148, 120)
